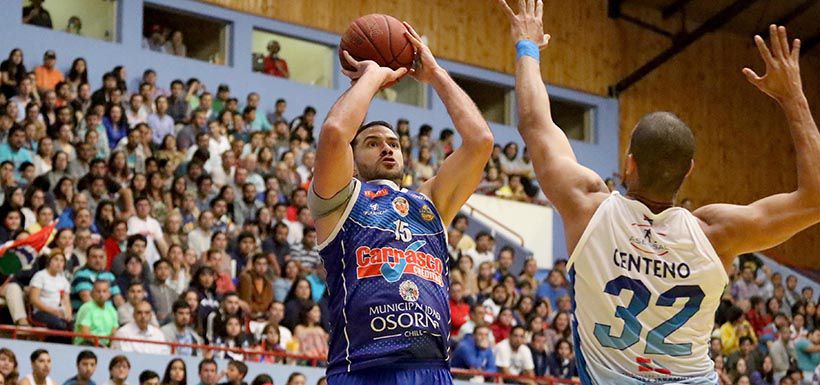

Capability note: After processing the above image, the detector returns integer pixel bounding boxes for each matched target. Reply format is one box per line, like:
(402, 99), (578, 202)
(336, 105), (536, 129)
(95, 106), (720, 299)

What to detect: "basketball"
(339, 14), (415, 71)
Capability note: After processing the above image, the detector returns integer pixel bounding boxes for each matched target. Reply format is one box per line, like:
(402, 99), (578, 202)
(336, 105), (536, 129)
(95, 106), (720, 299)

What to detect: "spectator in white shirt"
(494, 325), (535, 383)
(127, 196), (167, 267)
(28, 250), (72, 330)
(295, 151), (315, 183)
(463, 232), (495, 273)
(187, 210), (214, 258)
(126, 94), (148, 128)
(112, 301), (170, 355)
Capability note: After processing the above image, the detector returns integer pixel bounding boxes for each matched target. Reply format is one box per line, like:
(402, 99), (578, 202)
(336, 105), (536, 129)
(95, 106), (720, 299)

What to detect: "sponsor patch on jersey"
(399, 280), (420, 302)
(392, 197), (409, 217)
(355, 240), (444, 286)
(363, 203), (388, 216)
(365, 188), (389, 199)
(419, 205), (434, 221)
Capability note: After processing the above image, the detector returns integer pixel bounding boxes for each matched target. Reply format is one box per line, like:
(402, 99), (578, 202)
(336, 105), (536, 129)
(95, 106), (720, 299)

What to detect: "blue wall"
(1, 0), (620, 262)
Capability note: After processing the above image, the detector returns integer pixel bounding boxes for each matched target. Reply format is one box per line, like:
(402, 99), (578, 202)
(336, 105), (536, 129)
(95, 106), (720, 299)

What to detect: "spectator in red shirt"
(449, 281), (471, 337)
(745, 296), (771, 336)
(262, 41), (289, 78)
(490, 307), (515, 343)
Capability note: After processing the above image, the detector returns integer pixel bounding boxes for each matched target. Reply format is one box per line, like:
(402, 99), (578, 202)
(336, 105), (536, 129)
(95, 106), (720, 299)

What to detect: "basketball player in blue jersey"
(310, 23), (493, 385)
(498, 0), (820, 384)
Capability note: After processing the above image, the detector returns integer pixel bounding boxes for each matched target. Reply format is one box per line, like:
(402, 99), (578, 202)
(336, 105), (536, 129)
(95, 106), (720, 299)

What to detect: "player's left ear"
(684, 159), (695, 180)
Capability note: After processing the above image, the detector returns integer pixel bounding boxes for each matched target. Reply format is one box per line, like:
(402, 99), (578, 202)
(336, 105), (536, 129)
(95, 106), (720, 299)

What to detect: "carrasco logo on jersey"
(355, 240), (444, 286)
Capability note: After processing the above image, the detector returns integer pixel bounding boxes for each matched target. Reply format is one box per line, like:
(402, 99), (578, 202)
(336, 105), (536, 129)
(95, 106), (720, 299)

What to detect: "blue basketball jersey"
(319, 179), (451, 376)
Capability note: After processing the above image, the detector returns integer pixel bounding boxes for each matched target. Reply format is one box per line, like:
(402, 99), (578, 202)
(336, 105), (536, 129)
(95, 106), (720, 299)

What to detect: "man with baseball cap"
(34, 50), (64, 94)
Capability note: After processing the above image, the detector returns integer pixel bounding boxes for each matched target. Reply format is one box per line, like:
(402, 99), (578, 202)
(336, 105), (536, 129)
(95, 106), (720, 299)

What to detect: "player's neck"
(626, 191), (674, 214)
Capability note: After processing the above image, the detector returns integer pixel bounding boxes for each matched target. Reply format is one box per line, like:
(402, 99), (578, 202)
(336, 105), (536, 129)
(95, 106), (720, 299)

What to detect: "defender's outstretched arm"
(696, 26), (820, 264)
(497, 0), (608, 251)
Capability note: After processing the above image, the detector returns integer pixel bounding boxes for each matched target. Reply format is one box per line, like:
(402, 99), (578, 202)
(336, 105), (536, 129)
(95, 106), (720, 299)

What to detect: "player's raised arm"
(404, 23), (495, 226)
(313, 53), (407, 199)
(497, 0), (608, 249)
(696, 26), (820, 264)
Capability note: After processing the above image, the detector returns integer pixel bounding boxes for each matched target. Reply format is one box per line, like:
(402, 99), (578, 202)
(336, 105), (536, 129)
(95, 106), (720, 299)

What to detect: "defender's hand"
(496, 0), (550, 49)
(743, 25), (802, 103)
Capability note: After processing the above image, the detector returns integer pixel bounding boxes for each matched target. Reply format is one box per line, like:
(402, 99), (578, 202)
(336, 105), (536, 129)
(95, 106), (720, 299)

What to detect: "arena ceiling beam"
(608, 0), (676, 37)
(662, 0), (696, 19)
(609, 0), (759, 97)
(754, 0), (820, 36)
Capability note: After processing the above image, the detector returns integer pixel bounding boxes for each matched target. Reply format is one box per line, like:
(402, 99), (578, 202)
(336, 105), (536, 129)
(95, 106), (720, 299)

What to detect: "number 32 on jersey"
(593, 275), (705, 357)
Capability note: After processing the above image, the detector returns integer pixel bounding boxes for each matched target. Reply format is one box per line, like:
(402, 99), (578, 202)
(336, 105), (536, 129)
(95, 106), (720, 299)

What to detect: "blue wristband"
(516, 40), (540, 62)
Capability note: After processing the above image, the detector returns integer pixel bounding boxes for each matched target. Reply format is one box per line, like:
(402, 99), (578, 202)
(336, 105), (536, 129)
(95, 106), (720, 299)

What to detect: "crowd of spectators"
(0, 45), (817, 385)
(0, 348), (321, 385)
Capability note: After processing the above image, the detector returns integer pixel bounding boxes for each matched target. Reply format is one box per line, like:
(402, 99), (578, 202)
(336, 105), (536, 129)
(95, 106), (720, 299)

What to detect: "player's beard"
(357, 162), (403, 185)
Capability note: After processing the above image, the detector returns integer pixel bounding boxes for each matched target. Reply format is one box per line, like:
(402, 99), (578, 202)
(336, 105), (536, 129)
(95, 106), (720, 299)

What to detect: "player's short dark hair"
(351, 120), (394, 148)
(76, 350), (96, 365)
(30, 349), (48, 362)
(738, 336), (753, 346)
(629, 112), (695, 196)
(172, 299), (190, 314)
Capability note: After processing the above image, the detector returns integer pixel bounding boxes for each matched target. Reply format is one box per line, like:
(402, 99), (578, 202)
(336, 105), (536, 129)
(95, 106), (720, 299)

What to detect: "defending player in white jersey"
(497, 0), (820, 383)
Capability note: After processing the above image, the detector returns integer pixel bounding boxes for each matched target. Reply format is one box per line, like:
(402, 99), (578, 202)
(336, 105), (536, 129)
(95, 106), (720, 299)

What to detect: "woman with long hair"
(103, 104), (128, 150)
(155, 135), (183, 170)
(21, 187), (46, 228)
(513, 295), (535, 326)
(52, 176), (74, 215)
(544, 311), (572, 350)
(258, 322), (286, 363)
(167, 176), (188, 209)
(0, 210), (23, 244)
(165, 244), (190, 295)
(0, 49), (26, 99)
(548, 339), (578, 379)
(490, 307), (515, 343)
(282, 278), (315, 330)
(108, 151), (131, 187)
(256, 206), (273, 239)
(94, 200), (116, 239)
(214, 314), (254, 361)
(450, 254), (477, 297)
(33, 137), (54, 176)
(293, 302), (329, 358)
(476, 261), (497, 301)
(190, 266), (221, 328)
(274, 260), (300, 303)
(160, 358), (186, 385)
(163, 210), (186, 250)
(257, 146), (275, 175)
(46, 152), (70, 190)
(129, 173), (148, 200)
(412, 145), (436, 185)
(22, 103), (47, 141)
(28, 250), (72, 330)
(0, 186), (25, 224)
(111, 66), (128, 93)
(0, 348), (19, 385)
(216, 185), (238, 224)
(66, 58), (88, 92)
(749, 355), (774, 385)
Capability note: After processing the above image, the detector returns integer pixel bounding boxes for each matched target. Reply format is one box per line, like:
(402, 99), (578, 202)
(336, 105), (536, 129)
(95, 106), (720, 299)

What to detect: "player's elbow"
(319, 122), (350, 144)
(463, 129), (494, 156)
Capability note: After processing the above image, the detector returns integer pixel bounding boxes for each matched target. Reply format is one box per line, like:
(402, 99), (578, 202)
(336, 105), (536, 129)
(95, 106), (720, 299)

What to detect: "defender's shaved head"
(629, 112), (695, 196)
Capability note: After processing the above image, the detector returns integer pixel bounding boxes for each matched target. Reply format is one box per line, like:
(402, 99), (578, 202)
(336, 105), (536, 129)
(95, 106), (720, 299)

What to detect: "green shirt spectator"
(73, 280), (119, 346)
(795, 330), (820, 378)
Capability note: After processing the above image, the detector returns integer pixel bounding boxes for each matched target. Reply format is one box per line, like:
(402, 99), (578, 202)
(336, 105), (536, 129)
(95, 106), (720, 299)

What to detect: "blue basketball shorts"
(327, 366), (453, 385)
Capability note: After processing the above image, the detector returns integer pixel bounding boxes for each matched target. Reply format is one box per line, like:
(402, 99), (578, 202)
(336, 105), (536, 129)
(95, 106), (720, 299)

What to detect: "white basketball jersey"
(567, 192), (728, 385)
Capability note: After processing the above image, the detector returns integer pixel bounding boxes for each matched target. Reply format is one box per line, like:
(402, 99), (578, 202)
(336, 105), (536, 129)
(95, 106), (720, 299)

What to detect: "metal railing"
(0, 325), (580, 385)
(462, 202), (526, 247)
